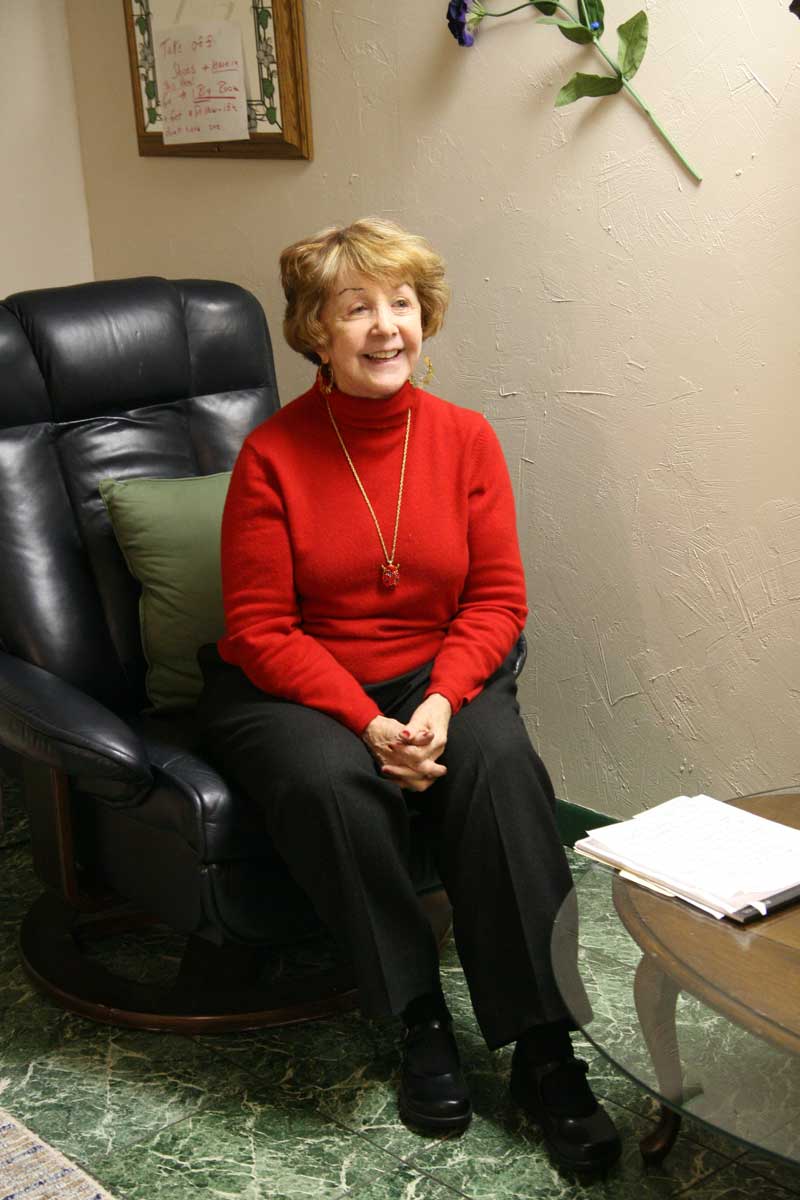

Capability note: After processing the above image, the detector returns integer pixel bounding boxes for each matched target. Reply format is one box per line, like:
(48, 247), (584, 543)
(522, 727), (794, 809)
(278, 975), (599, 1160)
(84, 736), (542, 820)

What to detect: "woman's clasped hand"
(363, 692), (452, 791)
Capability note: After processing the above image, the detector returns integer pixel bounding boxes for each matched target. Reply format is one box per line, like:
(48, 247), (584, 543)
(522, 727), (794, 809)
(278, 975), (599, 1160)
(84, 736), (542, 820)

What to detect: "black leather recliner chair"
(0, 277), (524, 1033)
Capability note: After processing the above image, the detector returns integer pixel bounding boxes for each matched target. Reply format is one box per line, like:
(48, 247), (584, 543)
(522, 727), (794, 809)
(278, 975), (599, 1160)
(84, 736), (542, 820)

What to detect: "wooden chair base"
(20, 888), (453, 1034)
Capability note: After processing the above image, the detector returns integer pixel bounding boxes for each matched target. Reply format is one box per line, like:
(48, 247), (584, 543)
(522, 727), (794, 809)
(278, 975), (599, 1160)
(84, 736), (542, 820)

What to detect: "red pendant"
(380, 562), (400, 588)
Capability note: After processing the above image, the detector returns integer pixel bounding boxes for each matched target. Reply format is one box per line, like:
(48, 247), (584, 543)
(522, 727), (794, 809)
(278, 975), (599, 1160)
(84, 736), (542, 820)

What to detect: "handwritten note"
(154, 22), (249, 144)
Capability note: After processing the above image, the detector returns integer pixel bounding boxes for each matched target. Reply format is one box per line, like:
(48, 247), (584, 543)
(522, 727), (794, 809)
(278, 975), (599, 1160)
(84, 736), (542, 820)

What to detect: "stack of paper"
(575, 794), (800, 922)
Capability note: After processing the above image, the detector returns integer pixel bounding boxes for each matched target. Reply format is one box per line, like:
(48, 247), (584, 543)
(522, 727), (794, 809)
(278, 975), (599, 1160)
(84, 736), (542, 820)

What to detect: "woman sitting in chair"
(197, 217), (620, 1173)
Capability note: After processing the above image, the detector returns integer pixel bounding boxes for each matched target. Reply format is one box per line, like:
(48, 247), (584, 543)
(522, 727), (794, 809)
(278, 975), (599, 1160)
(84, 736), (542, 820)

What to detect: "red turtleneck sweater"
(217, 379), (528, 734)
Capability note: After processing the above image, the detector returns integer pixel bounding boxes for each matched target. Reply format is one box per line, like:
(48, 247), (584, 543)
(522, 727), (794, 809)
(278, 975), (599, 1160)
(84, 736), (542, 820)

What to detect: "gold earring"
(410, 356), (434, 388)
(317, 363), (335, 396)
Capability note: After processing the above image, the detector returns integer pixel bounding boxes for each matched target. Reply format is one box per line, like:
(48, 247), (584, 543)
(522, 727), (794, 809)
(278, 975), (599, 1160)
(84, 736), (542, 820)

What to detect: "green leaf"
(578, 0), (604, 35)
(538, 17), (595, 44)
(266, 105), (277, 123)
(258, 9), (270, 27)
(147, 106), (158, 125)
(617, 10), (648, 80)
(555, 71), (622, 106)
(532, 2), (558, 13)
(145, 79), (157, 100)
(136, 16), (147, 35)
(263, 77), (275, 98)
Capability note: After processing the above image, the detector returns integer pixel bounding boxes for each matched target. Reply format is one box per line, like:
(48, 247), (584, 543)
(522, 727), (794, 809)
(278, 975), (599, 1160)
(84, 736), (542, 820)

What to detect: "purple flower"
(447, 1), (475, 47)
(590, 20), (601, 29)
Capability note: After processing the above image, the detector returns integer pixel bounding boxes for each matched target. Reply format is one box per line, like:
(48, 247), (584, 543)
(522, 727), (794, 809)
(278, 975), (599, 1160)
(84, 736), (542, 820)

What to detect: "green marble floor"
(2, 766), (800, 1200)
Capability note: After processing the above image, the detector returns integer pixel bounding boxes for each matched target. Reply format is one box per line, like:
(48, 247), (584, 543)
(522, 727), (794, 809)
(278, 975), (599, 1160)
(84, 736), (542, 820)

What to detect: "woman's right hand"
(361, 715), (446, 793)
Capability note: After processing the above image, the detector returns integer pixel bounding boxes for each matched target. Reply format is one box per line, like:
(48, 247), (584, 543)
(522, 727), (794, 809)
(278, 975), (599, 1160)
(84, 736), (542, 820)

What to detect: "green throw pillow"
(99, 472), (231, 711)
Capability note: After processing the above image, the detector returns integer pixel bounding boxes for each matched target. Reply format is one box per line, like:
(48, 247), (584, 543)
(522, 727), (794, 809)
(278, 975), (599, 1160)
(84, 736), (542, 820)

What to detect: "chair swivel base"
(19, 887), (453, 1034)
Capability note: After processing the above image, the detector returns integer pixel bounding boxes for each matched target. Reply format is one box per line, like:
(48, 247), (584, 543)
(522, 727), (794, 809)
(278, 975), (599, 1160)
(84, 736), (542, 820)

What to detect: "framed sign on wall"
(124, 0), (312, 159)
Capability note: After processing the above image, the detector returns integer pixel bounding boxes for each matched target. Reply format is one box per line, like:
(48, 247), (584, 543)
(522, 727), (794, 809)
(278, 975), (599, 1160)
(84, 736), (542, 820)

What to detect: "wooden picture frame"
(124, 0), (312, 159)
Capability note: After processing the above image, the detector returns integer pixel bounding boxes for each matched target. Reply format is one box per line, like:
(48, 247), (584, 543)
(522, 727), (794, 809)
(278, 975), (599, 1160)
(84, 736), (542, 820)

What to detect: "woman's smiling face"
(317, 271), (423, 399)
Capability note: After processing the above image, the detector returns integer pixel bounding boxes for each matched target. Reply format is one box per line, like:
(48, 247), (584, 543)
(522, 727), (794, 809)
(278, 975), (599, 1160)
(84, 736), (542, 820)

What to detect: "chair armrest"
(0, 651), (152, 803)
(511, 632), (527, 677)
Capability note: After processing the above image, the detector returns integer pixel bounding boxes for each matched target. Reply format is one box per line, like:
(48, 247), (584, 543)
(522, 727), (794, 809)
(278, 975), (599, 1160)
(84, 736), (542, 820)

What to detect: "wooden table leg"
(634, 952), (683, 1164)
(640, 1106), (682, 1164)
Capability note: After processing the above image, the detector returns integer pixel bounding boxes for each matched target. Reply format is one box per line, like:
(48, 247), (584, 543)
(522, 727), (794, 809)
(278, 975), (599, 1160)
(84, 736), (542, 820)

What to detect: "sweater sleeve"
(425, 419), (528, 713)
(217, 439), (381, 735)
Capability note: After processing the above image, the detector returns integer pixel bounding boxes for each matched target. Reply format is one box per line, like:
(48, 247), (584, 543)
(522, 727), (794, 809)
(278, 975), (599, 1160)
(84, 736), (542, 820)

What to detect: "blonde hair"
(280, 217), (450, 363)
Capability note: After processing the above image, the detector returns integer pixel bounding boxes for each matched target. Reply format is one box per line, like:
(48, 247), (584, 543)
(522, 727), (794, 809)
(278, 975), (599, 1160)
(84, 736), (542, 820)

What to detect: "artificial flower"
(447, 0), (475, 45)
(445, 0), (701, 181)
(447, 1), (489, 45)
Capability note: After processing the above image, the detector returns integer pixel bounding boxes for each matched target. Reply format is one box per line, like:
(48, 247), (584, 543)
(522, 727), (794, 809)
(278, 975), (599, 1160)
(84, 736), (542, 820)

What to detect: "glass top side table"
(552, 789), (800, 1167)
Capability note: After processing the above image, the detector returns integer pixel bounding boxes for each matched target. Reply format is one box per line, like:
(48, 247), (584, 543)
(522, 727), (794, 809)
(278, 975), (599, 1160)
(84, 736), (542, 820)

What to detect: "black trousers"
(196, 646), (577, 1050)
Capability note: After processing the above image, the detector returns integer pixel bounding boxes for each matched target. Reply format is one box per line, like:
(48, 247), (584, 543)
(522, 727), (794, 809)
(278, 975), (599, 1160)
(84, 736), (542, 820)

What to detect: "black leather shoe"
(398, 1018), (472, 1134)
(510, 1046), (621, 1173)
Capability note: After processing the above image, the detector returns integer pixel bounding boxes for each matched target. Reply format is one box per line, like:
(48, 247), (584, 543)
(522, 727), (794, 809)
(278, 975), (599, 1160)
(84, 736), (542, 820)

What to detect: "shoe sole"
(509, 1074), (622, 1174)
(398, 1095), (473, 1135)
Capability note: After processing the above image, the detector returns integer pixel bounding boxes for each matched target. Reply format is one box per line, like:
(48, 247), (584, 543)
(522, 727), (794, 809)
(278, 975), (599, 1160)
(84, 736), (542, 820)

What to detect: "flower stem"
(479, 0), (702, 182)
(591, 40), (702, 181)
(482, 2), (576, 18)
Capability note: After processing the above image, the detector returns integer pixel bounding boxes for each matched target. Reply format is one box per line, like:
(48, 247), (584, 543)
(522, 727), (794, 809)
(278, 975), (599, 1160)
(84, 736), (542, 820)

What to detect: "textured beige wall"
(67, 0), (800, 816)
(0, 0), (93, 294)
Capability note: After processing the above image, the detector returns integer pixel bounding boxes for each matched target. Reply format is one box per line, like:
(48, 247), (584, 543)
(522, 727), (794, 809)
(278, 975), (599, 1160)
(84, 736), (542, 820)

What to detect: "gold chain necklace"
(326, 398), (411, 589)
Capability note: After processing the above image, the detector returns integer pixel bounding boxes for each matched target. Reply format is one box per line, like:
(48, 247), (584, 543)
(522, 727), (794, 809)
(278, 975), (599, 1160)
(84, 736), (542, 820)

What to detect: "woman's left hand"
(380, 693), (452, 792)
